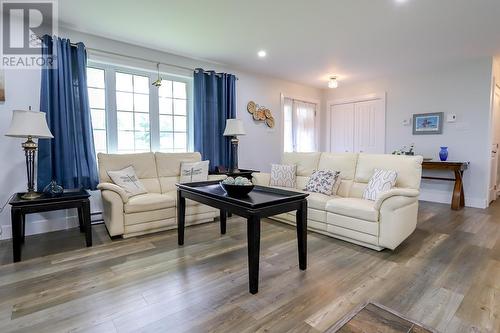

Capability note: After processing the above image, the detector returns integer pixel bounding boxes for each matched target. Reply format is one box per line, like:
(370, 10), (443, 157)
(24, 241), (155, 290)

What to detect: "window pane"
(135, 132), (150, 150)
(87, 68), (104, 88)
(93, 130), (107, 151)
(117, 112), (134, 131)
(133, 75), (149, 94)
(173, 81), (186, 99)
(173, 99), (186, 115)
(174, 116), (186, 132)
(88, 88), (105, 109)
(116, 92), (134, 111)
(118, 131), (134, 150)
(159, 80), (172, 98)
(135, 113), (150, 132)
(91, 109), (106, 130)
(134, 93), (149, 112)
(159, 115), (173, 132)
(159, 98), (173, 114)
(116, 72), (133, 92)
(160, 132), (173, 149)
(174, 132), (187, 150)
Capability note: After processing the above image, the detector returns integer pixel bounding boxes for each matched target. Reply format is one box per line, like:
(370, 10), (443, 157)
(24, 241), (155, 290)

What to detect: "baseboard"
(0, 215), (79, 240)
(419, 189), (487, 209)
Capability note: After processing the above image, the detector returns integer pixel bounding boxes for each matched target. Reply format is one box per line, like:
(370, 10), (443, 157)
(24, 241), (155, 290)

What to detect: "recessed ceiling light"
(257, 50), (267, 58)
(395, 0), (408, 4)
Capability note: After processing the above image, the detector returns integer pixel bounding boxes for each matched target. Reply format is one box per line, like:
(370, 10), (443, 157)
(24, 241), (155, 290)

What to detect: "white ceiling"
(59, 0), (500, 87)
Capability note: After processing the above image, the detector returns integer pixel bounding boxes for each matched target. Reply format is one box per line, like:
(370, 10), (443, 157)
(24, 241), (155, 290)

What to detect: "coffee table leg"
(177, 189), (186, 245)
(296, 199), (307, 270)
(11, 207), (22, 263)
(220, 210), (227, 235)
(247, 215), (261, 294)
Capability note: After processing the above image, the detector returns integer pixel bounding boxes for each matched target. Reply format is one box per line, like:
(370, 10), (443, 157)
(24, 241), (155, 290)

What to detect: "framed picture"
(412, 112), (443, 135)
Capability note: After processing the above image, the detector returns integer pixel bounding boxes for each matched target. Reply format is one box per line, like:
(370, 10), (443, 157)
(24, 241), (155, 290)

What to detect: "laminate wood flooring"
(0, 201), (498, 332)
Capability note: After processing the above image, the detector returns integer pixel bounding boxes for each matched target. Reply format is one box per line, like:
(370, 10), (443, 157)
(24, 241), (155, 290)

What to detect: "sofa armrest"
(97, 182), (129, 203)
(374, 188), (419, 210)
(208, 174), (227, 181)
(252, 172), (270, 186)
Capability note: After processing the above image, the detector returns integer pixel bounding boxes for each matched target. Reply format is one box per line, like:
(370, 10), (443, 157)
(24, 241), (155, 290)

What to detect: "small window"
(159, 80), (188, 152)
(283, 97), (317, 152)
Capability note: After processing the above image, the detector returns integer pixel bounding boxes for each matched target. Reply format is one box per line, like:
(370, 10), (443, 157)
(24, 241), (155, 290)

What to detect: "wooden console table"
(421, 161), (469, 210)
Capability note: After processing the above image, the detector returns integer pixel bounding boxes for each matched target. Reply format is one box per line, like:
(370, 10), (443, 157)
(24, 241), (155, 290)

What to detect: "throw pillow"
(304, 170), (340, 195)
(180, 160), (209, 183)
(107, 166), (148, 197)
(362, 169), (398, 201)
(270, 164), (297, 188)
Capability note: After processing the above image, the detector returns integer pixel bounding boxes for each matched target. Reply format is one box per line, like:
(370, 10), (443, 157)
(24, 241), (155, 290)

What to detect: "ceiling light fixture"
(152, 63), (162, 87)
(328, 76), (339, 89)
(257, 50), (267, 58)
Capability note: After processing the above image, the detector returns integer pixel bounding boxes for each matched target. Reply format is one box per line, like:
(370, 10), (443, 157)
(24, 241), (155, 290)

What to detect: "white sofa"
(252, 152), (423, 251)
(97, 152), (224, 238)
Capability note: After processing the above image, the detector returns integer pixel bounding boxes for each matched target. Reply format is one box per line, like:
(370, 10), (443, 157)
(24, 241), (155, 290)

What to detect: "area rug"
(325, 302), (437, 333)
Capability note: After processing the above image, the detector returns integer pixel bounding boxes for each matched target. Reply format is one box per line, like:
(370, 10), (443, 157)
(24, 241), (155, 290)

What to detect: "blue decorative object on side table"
(439, 147), (448, 161)
(43, 180), (64, 197)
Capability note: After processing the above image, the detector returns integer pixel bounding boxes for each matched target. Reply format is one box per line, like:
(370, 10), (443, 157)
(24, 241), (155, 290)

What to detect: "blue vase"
(439, 147), (448, 161)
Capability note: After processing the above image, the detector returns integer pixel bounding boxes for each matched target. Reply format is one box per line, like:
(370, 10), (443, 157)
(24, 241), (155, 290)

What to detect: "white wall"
(0, 28), (322, 239)
(322, 57), (494, 208)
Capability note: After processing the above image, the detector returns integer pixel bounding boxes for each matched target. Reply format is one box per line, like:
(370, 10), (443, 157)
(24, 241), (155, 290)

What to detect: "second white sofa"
(252, 152), (423, 251)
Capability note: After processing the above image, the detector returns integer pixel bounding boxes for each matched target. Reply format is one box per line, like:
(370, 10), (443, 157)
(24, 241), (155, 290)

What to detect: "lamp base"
(21, 191), (43, 200)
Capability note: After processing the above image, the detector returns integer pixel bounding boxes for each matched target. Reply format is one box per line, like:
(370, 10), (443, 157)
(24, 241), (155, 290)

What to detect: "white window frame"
(87, 61), (194, 154)
(280, 93), (321, 153)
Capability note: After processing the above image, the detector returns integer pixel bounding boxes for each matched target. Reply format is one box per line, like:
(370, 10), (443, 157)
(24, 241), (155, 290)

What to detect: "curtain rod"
(37, 35), (238, 79)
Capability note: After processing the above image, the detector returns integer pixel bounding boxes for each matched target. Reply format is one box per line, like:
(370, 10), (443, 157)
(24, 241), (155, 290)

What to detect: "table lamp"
(223, 119), (246, 173)
(5, 109), (53, 200)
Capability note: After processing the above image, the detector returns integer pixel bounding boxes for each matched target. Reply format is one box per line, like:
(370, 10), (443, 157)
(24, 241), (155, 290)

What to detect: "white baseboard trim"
(0, 215), (79, 241)
(419, 189), (487, 209)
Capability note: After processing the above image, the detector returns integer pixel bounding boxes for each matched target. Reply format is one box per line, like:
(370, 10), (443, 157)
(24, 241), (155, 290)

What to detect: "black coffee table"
(176, 181), (309, 294)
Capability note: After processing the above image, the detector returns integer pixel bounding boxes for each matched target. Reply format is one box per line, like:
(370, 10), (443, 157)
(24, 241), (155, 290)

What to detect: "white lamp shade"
(223, 119), (246, 136)
(5, 109), (53, 138)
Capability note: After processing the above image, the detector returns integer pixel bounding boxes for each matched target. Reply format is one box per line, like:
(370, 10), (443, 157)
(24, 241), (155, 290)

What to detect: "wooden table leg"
(460, 171), (465, 208)
(21, 213), (25, 244)
(296, 199), (308, 270)
(220, 210), (227, 235)
(177, 189), (186, 246)
(11, 207), (22, 262)
(77, 206), (85, 232)
(82, 199), (92, 247)
(247, 215), (261, 294)
(452, 170), (464, 210)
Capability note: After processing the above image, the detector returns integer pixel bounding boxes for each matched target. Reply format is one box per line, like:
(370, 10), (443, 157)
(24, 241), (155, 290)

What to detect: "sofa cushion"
(362, 169), (398, 201)
(318, 153), (358, 180)
(270, 164), (297, 188)
(307, 192), (334, 210)
(124, 193), (176, 214)
(355, 154), (423, 189)
(325, 198), (379, 222)
(304, 170), (340, 195)
(155, 152), (201, 177)
(107, 166), (148, 198)
(282, 152), (321, 176)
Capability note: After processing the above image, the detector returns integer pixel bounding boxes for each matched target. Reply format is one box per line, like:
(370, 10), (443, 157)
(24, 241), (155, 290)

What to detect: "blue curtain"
(193, 69), (236, 171)
(37, 35), (99, 190)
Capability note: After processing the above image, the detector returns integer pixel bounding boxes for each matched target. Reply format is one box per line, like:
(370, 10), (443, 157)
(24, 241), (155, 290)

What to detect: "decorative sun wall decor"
(247, 101), (274, 128)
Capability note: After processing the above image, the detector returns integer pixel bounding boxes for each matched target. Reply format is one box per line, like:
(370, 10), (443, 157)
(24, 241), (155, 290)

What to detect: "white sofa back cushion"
(98, 152), (161, 193)
(155, 152), (201, 193)
(317, 153), (358, 180)
(355, 154), (423, 189)
(282, 152), (322, 176)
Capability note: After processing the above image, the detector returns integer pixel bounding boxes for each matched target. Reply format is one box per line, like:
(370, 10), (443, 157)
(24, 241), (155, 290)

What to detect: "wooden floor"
(0, 200), (498, 333)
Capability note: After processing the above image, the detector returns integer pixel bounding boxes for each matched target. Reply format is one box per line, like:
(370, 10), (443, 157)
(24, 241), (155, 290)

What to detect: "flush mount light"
(328, 76), (339, 89)
(257, 50), (267, 58)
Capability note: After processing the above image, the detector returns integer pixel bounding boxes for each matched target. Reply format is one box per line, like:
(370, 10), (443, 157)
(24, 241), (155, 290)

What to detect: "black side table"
(9, 189), (92, 262)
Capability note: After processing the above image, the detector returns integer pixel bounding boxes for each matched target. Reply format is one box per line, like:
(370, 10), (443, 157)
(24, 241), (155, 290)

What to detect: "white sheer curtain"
(283, 97), (316, 152)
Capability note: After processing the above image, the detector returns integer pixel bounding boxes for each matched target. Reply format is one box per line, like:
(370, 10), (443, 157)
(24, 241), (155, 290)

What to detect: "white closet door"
(330, 103), (354, 153)
(353, 99), (385, 153)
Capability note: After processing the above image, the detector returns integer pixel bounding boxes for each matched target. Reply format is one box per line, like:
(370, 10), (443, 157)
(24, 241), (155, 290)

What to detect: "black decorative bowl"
(220, 182), (254, 197)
